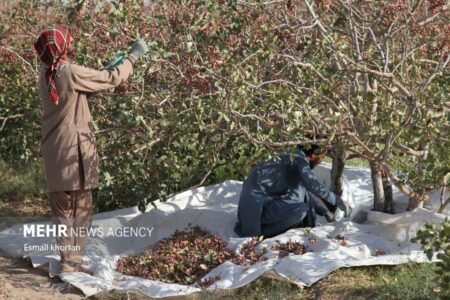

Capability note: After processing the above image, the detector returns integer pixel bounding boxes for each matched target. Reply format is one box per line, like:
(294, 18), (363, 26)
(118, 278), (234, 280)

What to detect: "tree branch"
(303, 0), (328, 35)
(393, 143), (428, 157)
(191, 133), (228, 188)
(420, 53), (450, 91)
(240, 126), (330, 148)
(1, 47), (36, 77)
(281, 54), (328, 81)
(0, 114), (25, 131)
(133, 138), (161, 153)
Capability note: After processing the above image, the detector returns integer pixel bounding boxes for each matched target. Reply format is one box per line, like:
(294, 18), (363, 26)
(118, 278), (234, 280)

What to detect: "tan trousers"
(49, 190), (93, 264)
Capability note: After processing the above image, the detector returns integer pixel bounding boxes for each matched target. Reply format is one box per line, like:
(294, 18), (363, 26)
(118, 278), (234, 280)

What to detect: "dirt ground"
(0, 198), (85, 299)
(0, 255), (84, 300)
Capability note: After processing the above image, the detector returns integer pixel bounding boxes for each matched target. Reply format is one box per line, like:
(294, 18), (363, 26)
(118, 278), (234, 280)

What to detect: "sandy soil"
(0, 255), (84, 300)
(0, 198), (85, 299)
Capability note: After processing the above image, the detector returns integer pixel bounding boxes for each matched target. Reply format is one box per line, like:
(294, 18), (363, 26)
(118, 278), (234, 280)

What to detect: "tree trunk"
(370, 161), (385, 211)
(437, 197), (449, 214)
(407, 190), (425, 211)
(437, 187), (449, 214)
(407, 144), (429, 210)
(382, 173), (394, 213)
(330, 144), (347, 196)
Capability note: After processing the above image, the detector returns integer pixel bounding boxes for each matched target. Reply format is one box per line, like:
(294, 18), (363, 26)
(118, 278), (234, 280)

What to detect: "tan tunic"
(39, 57), (135, 192)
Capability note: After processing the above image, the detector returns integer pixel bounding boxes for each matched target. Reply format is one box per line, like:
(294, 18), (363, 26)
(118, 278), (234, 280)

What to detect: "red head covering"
(34, 25), (71, 105)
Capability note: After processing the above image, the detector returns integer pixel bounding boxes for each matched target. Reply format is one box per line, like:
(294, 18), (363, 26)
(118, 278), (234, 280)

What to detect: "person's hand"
(128, 38), (148, 60)
(336, 196), (352, 218)
(313, 200), (335, 223)
(324, 211), (335, 222)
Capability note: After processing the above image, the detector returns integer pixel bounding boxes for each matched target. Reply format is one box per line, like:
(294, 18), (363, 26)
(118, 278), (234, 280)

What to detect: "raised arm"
(69, 38), (148, 94)
(69, 57), (136, 93)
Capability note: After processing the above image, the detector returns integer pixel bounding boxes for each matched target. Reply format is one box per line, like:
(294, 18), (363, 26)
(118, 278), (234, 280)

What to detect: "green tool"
(103, 52), (126, 70)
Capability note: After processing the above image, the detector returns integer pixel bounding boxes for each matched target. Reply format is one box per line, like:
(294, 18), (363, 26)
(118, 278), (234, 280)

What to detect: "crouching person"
(34, 25), (147, 273)
(234, 143), (351, 238)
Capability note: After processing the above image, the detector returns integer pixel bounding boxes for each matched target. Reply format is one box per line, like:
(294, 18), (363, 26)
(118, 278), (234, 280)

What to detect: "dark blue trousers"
(260, 197), (309, 238)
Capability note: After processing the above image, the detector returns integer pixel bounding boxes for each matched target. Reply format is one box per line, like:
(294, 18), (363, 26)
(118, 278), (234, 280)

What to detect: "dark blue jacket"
(235, 150), (337, 237)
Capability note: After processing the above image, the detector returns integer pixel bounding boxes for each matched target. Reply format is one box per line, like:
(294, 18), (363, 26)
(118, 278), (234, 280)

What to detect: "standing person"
(34, 25), (148, 273)
(234, 143), (351, 238)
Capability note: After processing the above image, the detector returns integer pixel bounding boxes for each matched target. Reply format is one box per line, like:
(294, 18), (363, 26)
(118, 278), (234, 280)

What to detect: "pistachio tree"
(0, 0), (448, 212)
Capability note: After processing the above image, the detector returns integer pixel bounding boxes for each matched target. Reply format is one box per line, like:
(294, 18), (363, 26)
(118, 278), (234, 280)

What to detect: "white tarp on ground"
(0, 164), (448, 298)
